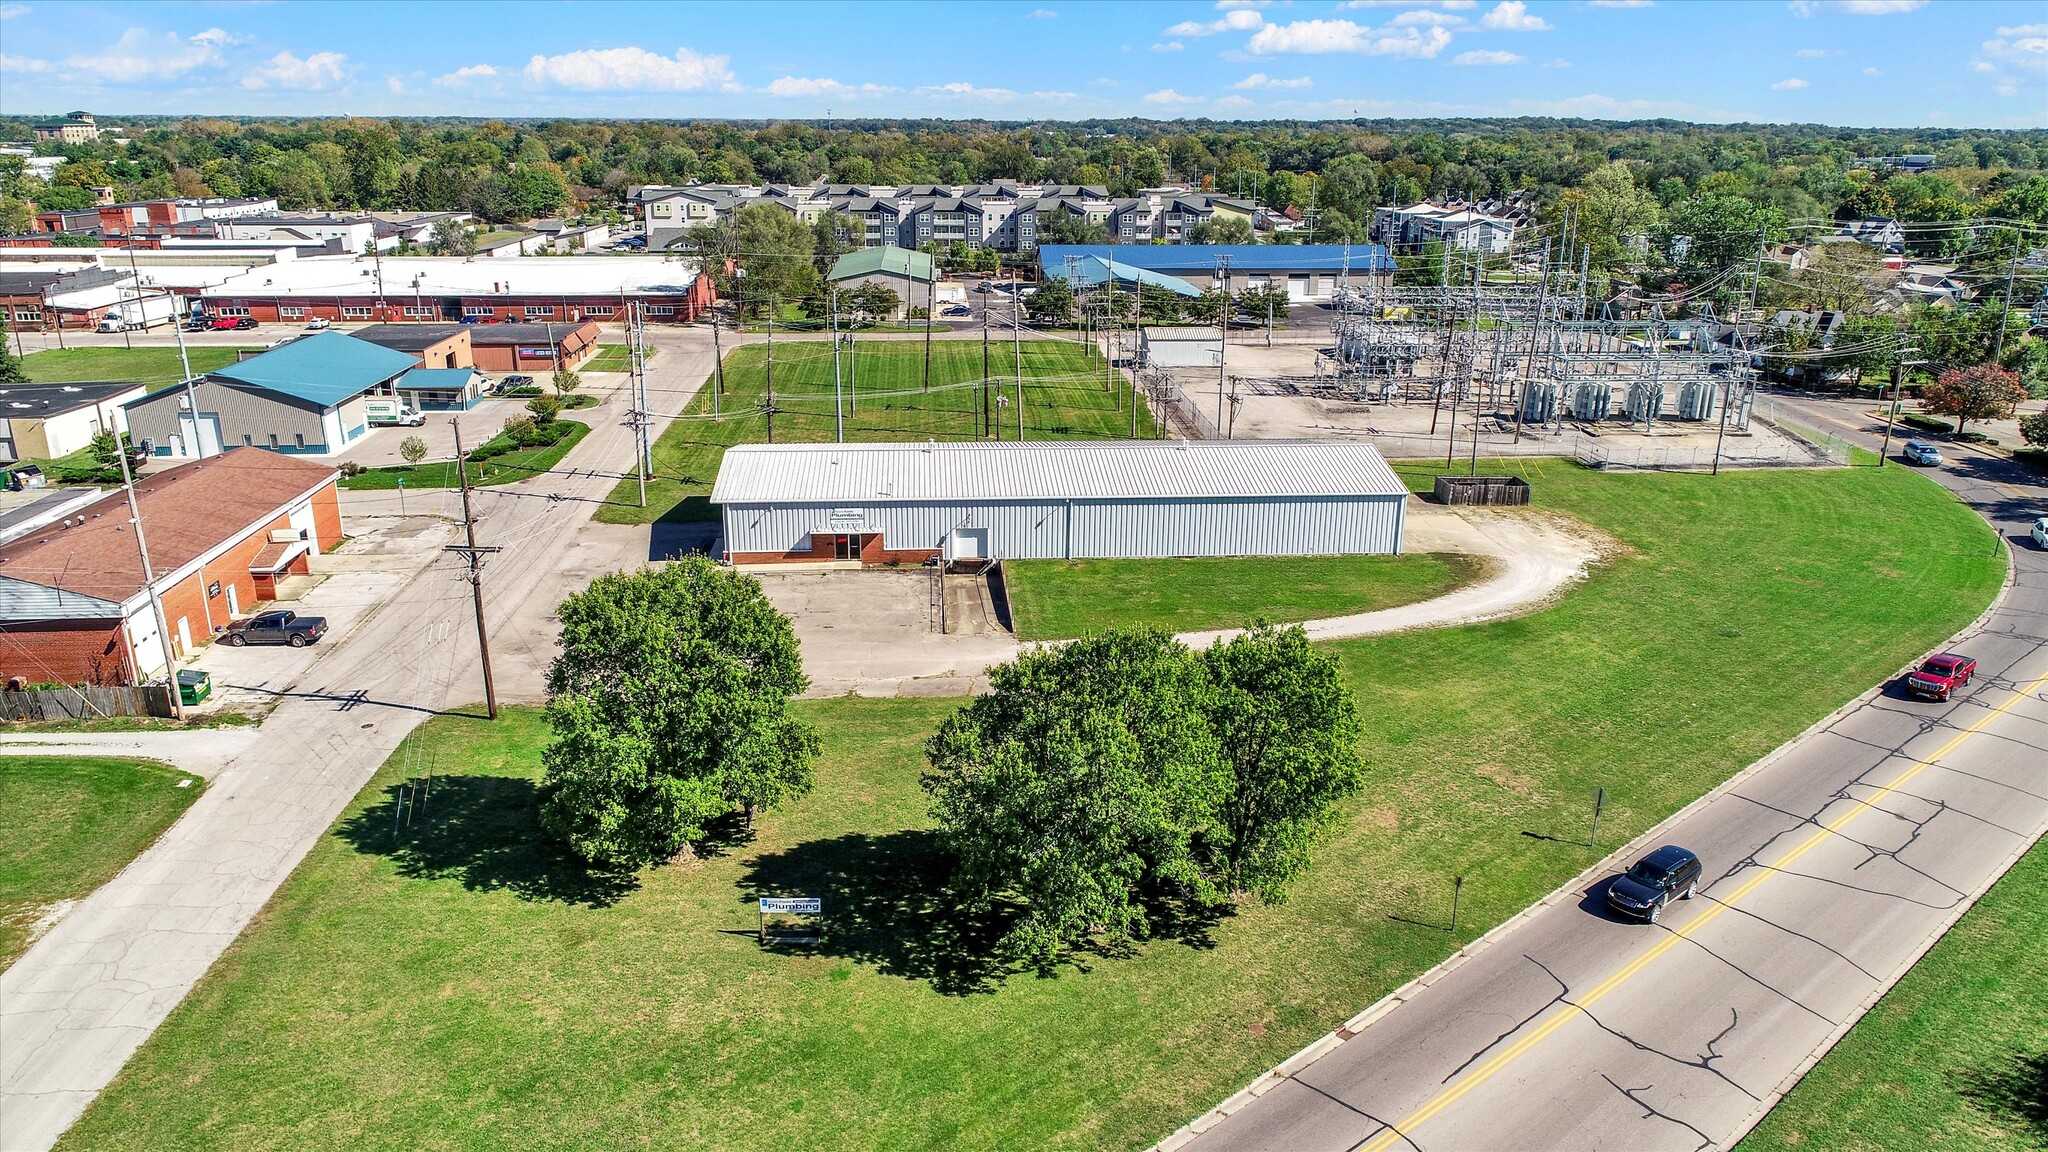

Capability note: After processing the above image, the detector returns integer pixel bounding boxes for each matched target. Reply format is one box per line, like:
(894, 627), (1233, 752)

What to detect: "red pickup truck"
(1904, 653), (1977, 702)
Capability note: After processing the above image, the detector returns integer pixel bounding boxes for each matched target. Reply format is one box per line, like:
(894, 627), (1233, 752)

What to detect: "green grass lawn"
(23, 346), (253, 391)
(1, 757), (203, 969)
(62, 461), (2005, 1152)
(581, 344), (638, 373)
(1006, 553), (1487, 640)
(338, 420), (589, 490)
(1737, 835), (2048, 1152)
(594, 339), (1151, 526)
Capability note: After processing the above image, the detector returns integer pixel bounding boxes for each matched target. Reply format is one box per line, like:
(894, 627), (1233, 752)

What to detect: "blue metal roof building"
(1068, 256), (1202, 298)
(1037, 243), (1395, 301)
(124, 332), (422, 459)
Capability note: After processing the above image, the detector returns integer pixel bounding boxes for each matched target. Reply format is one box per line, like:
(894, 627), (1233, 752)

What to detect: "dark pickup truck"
(219, 610), (328, 648)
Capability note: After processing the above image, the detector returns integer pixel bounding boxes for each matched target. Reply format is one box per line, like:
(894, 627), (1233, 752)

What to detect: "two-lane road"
(1177, 401), (2047, 1152)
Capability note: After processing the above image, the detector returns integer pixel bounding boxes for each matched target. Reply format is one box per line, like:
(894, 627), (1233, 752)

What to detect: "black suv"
(1604, 844), (1702, 924)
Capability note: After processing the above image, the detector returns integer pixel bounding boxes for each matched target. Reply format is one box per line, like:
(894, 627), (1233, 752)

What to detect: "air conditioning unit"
(267, 528), (304, 543)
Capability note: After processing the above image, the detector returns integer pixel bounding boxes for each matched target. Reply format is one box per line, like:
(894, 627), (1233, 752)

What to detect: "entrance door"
(226, 584), (240, 617)
(832, 534), (865, 561)
(948, 528), (987, 561)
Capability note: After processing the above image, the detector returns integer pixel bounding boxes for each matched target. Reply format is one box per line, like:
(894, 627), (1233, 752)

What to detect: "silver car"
(1902, 440), (1943, 466)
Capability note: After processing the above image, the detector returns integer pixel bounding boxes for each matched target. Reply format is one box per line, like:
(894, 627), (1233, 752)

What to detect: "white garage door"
(1287, 275), (1312, 301)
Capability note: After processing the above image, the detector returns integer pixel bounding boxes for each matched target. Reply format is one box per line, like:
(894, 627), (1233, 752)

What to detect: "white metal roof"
(199, 254), (701, 299)
(711, 440), (1408, 505)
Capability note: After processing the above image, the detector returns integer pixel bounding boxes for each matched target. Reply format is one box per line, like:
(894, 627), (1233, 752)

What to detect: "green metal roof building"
(124, 332), (421, 459)
(827, 244), (936, 285)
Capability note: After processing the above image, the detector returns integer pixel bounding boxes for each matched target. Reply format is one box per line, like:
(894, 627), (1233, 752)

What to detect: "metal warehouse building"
(713, 440), (1407, 567)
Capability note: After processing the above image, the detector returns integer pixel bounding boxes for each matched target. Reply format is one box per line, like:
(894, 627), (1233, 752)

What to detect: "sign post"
(758, 896), (823, 945)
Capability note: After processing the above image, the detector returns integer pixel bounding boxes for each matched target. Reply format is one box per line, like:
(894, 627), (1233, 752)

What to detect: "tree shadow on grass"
(740, 831), (1233, 994)
(336, 776), (639, 909)
(1957, 1047), (2048, 1139)
(741, 830), (1015, 995)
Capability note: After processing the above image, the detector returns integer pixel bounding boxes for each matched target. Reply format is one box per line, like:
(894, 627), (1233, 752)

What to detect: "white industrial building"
(713, 440), (1408, 567)
(1141, 327), (1225, 369)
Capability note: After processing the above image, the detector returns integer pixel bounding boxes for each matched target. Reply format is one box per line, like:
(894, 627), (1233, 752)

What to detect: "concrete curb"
(1149, 522), (2021, 1152)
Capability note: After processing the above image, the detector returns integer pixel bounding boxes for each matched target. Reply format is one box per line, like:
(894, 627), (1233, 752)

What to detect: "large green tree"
(1558, 161), (1662, 275)
(1200, 625), (1363, 901)
(540, 560), (818, 868)
(923, 630), (1224, 968)
(0, 317), (26, 384)
(1025, 275), (1076, 325)
(1920, 364), (2027, 434)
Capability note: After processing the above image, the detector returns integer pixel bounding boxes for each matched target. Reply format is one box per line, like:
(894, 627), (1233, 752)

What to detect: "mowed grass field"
(337, 420), (590, 490)
(1006, 553), (1488, 640)
(23, 346), (253, 391)
(1, 757), (202, 968)
(1737, 834), (2048, 1152)
(594, 339), (1151, 525)
(62, 461), (2006, 1152)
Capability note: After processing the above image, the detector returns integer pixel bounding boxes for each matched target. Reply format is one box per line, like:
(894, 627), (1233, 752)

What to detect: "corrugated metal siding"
(712, 440), (1407, 505)
(724, 494), (1404, 560)
(127, 379), (328, 452)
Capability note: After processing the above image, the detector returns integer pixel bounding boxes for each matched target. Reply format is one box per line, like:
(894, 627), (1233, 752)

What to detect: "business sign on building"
(516, 346), (557, 359)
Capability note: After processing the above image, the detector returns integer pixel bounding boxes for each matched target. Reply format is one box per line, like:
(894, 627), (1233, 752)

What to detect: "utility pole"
(831, 287), (844, 443)
(710, 318), (724, 421)
(981, 284), (992, 438)
(1746, 224), (1766, 316)
(1993, 254), (2018, 363)
(629, 302), (647, 508)
(1510, 242), (1553, 445)
(445, 419), (501, 720)
(1215, 253), (1231, 435)
(923, 255), (934, 392)
(112, 443), (184, 720)
(1012, 265), (1023, 441)
(1880, 347), (1924, 468)
(766, 296), (775, 443)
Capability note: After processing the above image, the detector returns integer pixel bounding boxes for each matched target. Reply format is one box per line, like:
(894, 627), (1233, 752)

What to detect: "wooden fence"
(1433, 475), (1532, 506)
(0, 684), (175, 721)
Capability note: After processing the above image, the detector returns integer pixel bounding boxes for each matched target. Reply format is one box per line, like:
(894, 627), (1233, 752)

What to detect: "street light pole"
(112, 442), (184, 720)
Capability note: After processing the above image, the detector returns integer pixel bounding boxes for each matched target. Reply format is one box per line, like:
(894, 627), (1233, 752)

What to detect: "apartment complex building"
(1371, 201), (1520, 254)
(636, 181), (1254, 254)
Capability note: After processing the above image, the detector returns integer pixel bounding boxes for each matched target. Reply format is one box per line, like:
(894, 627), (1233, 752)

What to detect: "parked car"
(218, 610), (328, 648)
(1605, 844), (1702, 924)
(2031, 516), (2048, 549)
(941, 304), (971, 317)
(304, 317), (332, 330)
(495, 374), (535, 394)
(185, 316), (212, 331)
(1902, 440), (1944, 466)
(1903, 652), (1977, 701)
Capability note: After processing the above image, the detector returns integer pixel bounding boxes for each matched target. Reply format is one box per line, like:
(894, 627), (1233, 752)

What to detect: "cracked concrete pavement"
(0, 328), (720, 1152)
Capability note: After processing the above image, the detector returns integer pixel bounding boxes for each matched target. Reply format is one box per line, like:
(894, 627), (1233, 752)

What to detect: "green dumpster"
(177, 669), (212, 706)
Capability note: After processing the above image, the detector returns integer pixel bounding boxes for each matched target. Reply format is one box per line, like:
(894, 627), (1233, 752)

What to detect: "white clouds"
(387, 76), (404, 95)
(434, 63), (499, 86)
(764, 75), (898, 98)
(1031, 90), (1078, 101)
(1542, 57), (1572, 67)
(1587, 0), (1654, 6)
(64, 27), (225, 83)
(1479, 2), (1550, 31)
(1770, 77), (1810, 89)
(915, 82), (1018, 101)
(0, 5), (27, 19)
(1212, 94), (1258, 112)
(521, 46), (737, 92)
(0, 53), (50, 73)
(1234, 72), (1312, 88)
(1795, 47), (1843, 57)
(1452, 49), (1525, 65)
(1026, 7), (1057, 18)
(1150, 40), (1185, 52)
(243, 50), (350, 90)
(1143, 88), (1205, 105)
(1248, 19), (1454, 57)
(1863, 65), (1882, 75)
(1390, 9), (1467, 26)
(1164, 7), (1265, 36)
(1976, 23), (2046, 95)
(1789, 0), (1926, 14)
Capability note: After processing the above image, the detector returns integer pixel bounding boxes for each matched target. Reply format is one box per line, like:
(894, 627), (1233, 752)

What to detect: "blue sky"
(1, 1), (2040, 128)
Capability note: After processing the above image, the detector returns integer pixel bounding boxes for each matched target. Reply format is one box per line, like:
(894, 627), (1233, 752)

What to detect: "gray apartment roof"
(710, 440), (1407, 505)
(351, 323), (466, 352)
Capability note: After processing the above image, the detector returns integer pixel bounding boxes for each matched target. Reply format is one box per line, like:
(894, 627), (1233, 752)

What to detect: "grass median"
(1, 757), (203, 968)
(1006, 552), (1487, 640)
(1736, 834), (2048, 1152)
(594, 339), (1152, 526)
(337, 419), (589, 490)
(23, 346), (252, 390)
(62, 461), (2005, 1152)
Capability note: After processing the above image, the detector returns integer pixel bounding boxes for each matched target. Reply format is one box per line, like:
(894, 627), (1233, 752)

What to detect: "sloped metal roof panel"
(711, 440), (1407, 506)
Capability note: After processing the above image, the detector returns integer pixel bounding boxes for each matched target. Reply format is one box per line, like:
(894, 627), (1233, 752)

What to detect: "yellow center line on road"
(1353, 664), (2048, 1152)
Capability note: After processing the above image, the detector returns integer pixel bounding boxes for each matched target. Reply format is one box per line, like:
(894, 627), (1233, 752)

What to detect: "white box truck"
(96, 296), (182, 333)
(365, 398), (426, 427)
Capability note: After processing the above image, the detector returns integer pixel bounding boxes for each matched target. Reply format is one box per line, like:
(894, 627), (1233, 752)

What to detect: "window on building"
(342, 306), (373, 319)
(243, 434), (253, 446)
(585, 305), (614, 317)
(268, 433), (279, 448)
(12, 308), (41, 323)
(216, 306), (250, 317)
(404, 306), (434, 318)
(525, 305), (555, 317)
(294, 433), (305, 448)
(648, 305), (675, 317)
(279, 307), (304, 319)
(462, 305), (491, 317)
